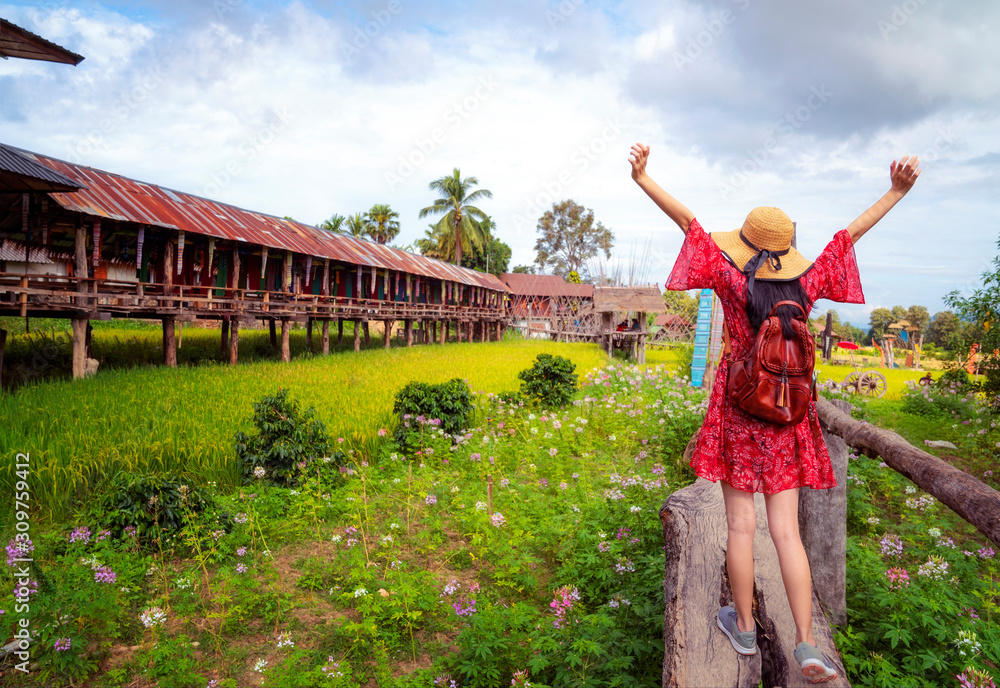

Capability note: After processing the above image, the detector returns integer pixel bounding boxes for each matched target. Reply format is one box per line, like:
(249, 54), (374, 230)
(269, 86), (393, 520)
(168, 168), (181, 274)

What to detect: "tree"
(511, 265), (535, 274)
(346, 213), (367, 238)
(926, 311), (962, 350)
(840, 322), (868, 344)
(364, 204), (400, 244)
(868, 307), (895, 341)
(461, 237), (511, 276)
(891, 305), (907, 322)
(416, 223), (450, 260)
(663, 289), (698, 315)
(905, 305), (930, 333)
(533, 199), (614, 279)
(319, 213), (346, 233)
(946, 237), (1000, 394)
(419, 169), (492, 265)
(566, 270), (581, 284)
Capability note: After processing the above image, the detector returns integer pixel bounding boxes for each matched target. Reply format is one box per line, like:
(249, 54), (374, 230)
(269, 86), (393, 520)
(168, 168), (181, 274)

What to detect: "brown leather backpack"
(727, 300), (816, 426)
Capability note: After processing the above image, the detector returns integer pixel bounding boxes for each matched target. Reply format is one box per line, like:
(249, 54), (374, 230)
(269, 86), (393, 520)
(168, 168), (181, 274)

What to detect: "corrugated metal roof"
(499, 273), (594, 298)
(0, 144), (83, 192)
(0, 18), (85, 65)
(0, 238), (54, 263)
(13, 145), (506, 291)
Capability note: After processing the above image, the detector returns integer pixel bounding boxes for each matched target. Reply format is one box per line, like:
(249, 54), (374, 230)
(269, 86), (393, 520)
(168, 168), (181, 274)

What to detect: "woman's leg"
(720, 481), (756, 634)
(763, 488), (814, 646)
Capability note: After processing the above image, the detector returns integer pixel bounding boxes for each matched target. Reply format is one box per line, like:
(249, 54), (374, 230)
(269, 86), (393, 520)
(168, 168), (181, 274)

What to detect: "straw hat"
(711, 207), (812, 284)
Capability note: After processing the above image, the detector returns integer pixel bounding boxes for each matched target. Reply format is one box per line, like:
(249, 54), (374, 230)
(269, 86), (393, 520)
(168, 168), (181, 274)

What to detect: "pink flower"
(378, 428), (387, 437)
(885, 567), (910, 589)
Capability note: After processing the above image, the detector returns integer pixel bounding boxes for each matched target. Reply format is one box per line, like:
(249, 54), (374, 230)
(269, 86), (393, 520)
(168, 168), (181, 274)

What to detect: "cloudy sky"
(2, 0), (997, 328)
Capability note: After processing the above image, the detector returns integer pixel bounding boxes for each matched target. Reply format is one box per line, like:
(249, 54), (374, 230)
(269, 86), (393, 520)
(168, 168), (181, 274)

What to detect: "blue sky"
(1, 0), (997, 330)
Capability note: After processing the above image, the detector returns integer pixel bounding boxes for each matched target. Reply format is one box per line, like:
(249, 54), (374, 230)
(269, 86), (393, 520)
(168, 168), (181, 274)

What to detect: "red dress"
(667, 219), (865, 494)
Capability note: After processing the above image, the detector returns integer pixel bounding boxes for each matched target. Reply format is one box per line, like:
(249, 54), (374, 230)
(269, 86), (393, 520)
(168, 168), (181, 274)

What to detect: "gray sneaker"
(793, 641), (839, 683)
(716, 606), (756, 655)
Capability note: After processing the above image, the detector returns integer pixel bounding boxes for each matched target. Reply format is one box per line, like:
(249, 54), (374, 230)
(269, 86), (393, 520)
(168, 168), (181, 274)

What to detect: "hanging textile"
(22, 193), (30, 243)
(261, 246), (268, 279)
(176, 230), (185, 275)
(395, 271), (400, 299)
(356, 265), (362, 295)
(92, 219), (101, 267)
(137, 227), (145, 269)
(370, 266), (376, 298)
(305, 256), (313, 289)
(206, 238), (215, 276)
(406, 274), (412, 300)
(284, 251), (293, 291)
(323, 259), (330, 296)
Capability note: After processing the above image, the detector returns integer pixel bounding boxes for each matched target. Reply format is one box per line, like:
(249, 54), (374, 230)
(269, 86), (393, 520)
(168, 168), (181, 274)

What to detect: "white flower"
(630, 506), (642, 513)
(867, 516), (880, 526)
(475, 501), (488, 512)
(254, 659), (269, 673)
(905, 485), (917, 495)
(354, 587), (368, 598)
(140, 606), (167, 628)
(389, 523), (400, 530)
(253, 466), (267, 479)
(927, 527), (942, 539)
(276, 632), (294, 648)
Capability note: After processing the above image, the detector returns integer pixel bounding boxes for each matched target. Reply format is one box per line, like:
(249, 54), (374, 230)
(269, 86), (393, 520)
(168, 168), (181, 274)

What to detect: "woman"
(629, 143), (919, 683)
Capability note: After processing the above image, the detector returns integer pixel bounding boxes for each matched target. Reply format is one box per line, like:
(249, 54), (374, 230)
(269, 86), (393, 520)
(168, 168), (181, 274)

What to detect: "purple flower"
(236, 563), (248, 574)
(69, 527), (91, 544)
(5, 538), (33, 567)
(14, 579), (38, 599)
(237, 547), (247, 557)
(425, 494), (437, 505)
(879, 534), (903, 557)
(54, 637), (71, 652)
(94, 565), (117, 584)
(452, 595), (477, 617)
(490, 512), (506, 528)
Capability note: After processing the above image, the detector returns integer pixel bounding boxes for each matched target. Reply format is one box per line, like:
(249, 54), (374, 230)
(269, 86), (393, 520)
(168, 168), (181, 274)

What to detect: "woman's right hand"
(629, 143), (650, 182)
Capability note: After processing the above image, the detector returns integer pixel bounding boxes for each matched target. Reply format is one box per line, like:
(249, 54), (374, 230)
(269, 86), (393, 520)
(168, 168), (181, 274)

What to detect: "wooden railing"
(0, 272), (507, 322)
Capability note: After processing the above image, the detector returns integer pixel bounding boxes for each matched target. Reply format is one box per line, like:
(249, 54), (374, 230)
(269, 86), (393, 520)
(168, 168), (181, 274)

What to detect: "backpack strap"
(768, 300), (808, 319)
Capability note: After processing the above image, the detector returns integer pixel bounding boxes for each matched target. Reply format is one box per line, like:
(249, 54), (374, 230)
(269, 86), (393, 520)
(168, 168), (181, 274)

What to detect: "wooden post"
(384, 320), (392, 348)
(269, 320), (278, 350)
(496, 321), (502, 341)
(163, 238), (174, 308)
(337, 319), (344, 346)
(363, 320), (370, 346)
(280, 320), (291, 362)
(354, 319), (361, 352)
(221, 316), (230, 356)
(322, 320), (330, 355)
(405, 319), (413, 347)
(480, 321), (486, 343)
(439, 320), (446, 345)
(307, 317), (314, 353)
(0, 328), (7, 389)
(229, 317), (240, 365)
(162, 317), (177, 367)
(445, 321), (450, 343)
(72, 224), (89, 379)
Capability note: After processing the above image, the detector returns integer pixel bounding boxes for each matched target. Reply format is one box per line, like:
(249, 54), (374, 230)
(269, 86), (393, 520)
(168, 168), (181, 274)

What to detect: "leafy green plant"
(99, 472), (213, 540)
(234, 388), (332, 485)
(518, 353), (578, 408)
(392, 378), (474, 448)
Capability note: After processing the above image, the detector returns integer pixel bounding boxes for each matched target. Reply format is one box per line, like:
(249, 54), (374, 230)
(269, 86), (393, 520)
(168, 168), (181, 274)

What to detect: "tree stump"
(660, 433), (851, 687)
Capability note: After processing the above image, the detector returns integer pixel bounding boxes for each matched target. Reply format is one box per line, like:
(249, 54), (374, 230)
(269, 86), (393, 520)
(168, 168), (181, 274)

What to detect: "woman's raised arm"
(629, 143), (696, 234)
(846, 155), (921, 245)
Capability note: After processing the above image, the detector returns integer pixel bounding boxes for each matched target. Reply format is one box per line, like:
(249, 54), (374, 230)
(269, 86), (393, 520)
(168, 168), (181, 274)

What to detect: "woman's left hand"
(890, 155), (920, 195)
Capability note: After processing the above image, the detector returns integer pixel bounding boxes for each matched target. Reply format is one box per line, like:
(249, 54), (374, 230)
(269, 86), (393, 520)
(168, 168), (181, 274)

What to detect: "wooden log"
(660, 478), (849, 688)
(337, 318), (343, 346)
(354, 319), (361, 352)
(280, 320), (291, 362)
(85, 322), (93, 359)
(363, 319), (370, 345)
(439, 320), (446, 345)
(322, 320), (330, 355)
(229, 316), (239, 365)
(384, 320), (391, 349)
(816, 397), (1000, 547)
(162, 317), (177, 367)
(405, 319), (413, 347)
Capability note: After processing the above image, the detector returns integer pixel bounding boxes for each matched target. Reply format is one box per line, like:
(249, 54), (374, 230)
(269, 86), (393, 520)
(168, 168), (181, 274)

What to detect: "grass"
(0, 340), (621, 519)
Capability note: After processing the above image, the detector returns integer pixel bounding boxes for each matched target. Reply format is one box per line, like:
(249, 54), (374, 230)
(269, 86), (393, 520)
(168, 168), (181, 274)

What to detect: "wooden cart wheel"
(858, 371), (887, 398)
(842, 371), (860, 394)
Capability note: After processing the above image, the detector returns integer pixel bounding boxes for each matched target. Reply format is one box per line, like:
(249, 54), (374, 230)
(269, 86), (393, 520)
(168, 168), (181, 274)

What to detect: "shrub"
(517, 354), (577, 408)
(392, 378), (474, 452)
(936, 367), (972, 390)
(99, 472), (213, 541)
(234, 388), (331, 485)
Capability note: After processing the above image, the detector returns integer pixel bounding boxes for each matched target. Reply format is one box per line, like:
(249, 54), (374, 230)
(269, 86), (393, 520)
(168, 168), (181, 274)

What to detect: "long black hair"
(745, 279), (810, 340)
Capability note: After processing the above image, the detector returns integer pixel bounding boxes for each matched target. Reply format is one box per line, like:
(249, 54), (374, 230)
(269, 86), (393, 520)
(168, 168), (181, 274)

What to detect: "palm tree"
(419, 169), (492, 265)
(346, 213), (368, 238)
(364, 204), (401, 244)
(319, 213), (346, 233)
(416, 223), (451, 260)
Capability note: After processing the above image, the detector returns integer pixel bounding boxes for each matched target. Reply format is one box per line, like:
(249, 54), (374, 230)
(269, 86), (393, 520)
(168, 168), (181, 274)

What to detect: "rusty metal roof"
(499, 273), (593, 298)
(15, 146), (506, 291)
(0, 144), (83, 193)
(0, 18), (85, 65)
